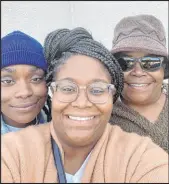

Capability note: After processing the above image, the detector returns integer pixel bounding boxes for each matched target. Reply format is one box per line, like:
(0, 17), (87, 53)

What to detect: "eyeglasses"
(50, 79), (116, 104)
(116, 56), (165, 72)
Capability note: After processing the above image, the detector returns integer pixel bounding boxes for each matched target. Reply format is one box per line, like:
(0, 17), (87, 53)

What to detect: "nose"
(130, 62), (146, 77)
(71, 88), (92, 108)
(15, 81), (33, 99)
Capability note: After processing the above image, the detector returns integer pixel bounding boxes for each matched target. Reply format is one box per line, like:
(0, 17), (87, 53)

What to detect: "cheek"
(97, 100), (113, 121)
(1, 88), (14, 117)
(51, 95), (68, 118)
(153, 71), (164, 83)
(33, 83), (48, 97)
(148, 70), (164, 89)
(1, 88), (12, 104)
(124, 72), (130, 80)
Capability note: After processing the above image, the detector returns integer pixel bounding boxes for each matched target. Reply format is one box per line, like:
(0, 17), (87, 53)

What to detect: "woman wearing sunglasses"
(111, 14), (168, 152)
(2, 28), (168, 183)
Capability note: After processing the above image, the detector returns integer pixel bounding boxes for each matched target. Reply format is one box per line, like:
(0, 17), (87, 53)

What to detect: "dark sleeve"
(109, 114), (147, 137)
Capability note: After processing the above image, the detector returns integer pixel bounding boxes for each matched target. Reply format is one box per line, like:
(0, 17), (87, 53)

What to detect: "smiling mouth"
(67, 115), (95, 121)
(10, 102), (38, 109)
(127, 83), (150, 88)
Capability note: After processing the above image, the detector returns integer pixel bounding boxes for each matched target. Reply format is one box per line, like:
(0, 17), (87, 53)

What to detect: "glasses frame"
(50, 80), (116, 104)
(117, 56), (165, 72)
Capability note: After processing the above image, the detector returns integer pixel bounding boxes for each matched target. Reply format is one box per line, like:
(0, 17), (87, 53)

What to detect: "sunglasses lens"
(142, 57), (163, 71)
(117, 57), (135, 71)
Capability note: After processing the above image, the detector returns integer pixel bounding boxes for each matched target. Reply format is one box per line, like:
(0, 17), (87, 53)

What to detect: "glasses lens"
(141, 57), (163, 71)
(87, 82), (110, 104)
(56, 80), (78, 103)
(118, 57), (135, 72)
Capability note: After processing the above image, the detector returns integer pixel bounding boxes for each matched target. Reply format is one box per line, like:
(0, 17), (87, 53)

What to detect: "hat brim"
(111, 36), (168, 57)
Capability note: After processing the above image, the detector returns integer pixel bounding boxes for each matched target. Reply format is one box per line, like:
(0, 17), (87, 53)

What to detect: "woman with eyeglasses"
(2, 27), (168, 183)
(110, 14), (168, 152)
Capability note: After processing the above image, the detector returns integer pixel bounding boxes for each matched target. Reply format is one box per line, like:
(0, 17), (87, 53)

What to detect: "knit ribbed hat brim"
(2, 50), (47, 70)
(2, 31), (47, 70)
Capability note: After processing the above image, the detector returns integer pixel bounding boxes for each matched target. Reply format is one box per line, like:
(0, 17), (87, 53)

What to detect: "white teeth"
(129, 84), (149, 87)
(68, 116), (94, 121)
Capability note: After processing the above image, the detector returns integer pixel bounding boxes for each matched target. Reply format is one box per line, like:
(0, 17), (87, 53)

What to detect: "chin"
(124, 92), (149, 101)
(16, 115), (37, 124)
(127, 96), (151, 105)
(66, 131), (95, 146)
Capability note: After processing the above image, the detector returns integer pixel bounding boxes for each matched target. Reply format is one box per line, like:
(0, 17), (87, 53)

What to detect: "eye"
(1, 79), (15, 86)
(89, 87), (105, 95)
(59, 86), (77, 94)
(31, 76), (44, 83)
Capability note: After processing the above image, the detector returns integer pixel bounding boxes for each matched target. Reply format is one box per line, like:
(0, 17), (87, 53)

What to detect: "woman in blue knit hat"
(1, 30), (49, 134)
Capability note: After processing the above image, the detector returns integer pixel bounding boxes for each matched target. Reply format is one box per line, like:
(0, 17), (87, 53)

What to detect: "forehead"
(56, 55), (111, 83)
(1, 64), (43, 73)
(123, 51), (150, 57)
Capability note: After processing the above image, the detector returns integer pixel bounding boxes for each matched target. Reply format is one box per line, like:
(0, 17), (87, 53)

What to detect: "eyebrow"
(90, 79), (110, 83)
(1, 66), (43, 73)
(1, 68), (16, 73)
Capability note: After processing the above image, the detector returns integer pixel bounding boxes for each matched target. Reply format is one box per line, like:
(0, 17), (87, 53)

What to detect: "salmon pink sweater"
(1, 122), (168, 183)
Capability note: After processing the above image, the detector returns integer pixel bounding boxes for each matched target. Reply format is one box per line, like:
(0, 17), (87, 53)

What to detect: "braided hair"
(44, 27), (124, 121)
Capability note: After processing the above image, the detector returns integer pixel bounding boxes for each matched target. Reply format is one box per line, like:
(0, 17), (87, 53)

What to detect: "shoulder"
(1, 123), (52, 183)
(2, 123), (51, 154)
(108, 124), (147, 147)
(107, 124), (167, 157)
(107, 124), (168, 173)
(111, 125), (168, 183)
(110, 100), (135, 123)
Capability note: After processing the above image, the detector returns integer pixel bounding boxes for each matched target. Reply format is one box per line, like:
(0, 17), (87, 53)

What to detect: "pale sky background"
(2, 1), (168, 50)
(2, 1), (168, 84)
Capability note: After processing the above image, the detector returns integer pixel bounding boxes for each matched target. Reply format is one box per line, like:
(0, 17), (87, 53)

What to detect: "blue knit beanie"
(1, 31), (47, 70)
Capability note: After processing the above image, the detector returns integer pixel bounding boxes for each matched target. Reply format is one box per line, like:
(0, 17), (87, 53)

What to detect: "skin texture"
(1, 65), (47, 128)
(51, 55), (113, 174)
(121, 51), (166, 122)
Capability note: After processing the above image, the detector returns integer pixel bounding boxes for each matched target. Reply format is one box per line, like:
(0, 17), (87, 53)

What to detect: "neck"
(2, 114), (37, 128)
(122, 92), (166, 122)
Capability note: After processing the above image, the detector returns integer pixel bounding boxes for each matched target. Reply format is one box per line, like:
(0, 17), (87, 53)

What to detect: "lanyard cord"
(51, 136), (67, 183)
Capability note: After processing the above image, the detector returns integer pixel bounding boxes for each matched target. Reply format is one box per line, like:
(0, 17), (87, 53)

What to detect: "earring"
(161, 82), (168, 94)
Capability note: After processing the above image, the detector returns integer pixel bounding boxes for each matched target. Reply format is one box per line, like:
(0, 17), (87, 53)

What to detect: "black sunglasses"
(116, 56), (165, 72)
